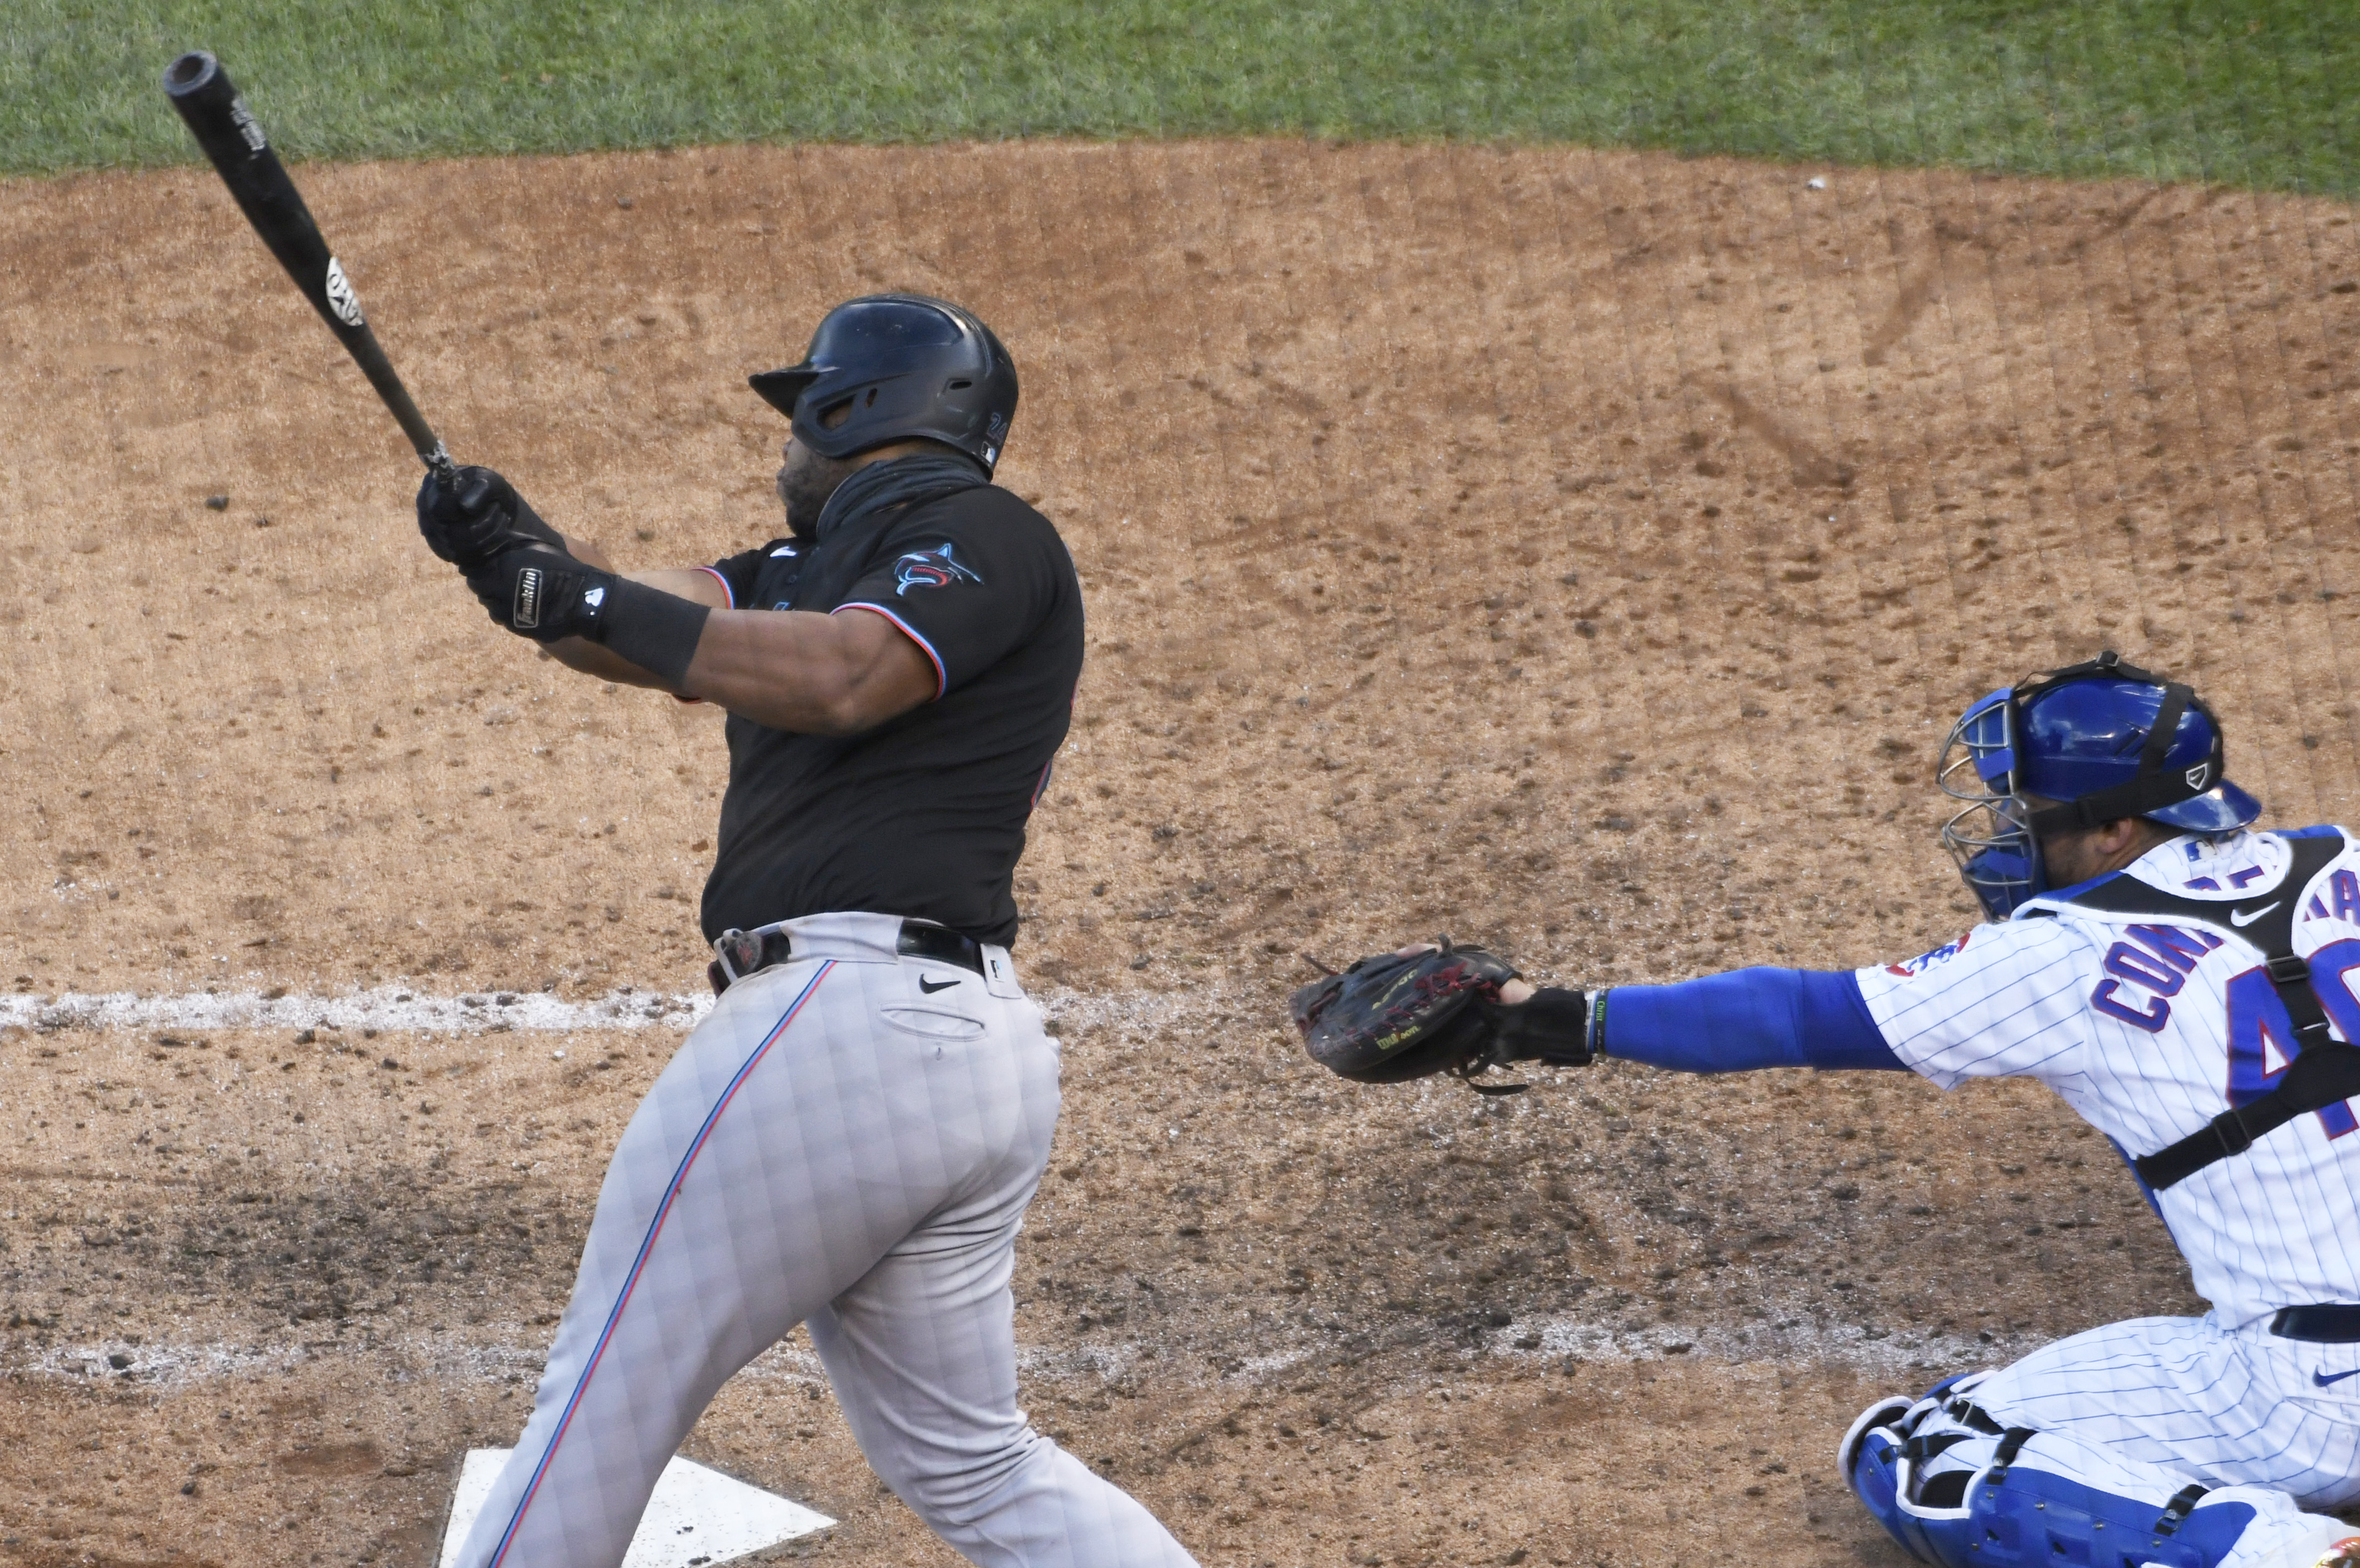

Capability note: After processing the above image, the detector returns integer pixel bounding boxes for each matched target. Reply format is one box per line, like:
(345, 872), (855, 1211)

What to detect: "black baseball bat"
(163, 50), (454, 480)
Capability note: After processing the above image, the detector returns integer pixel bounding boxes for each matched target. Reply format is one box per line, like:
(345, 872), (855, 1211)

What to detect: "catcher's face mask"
(1936, 649), (2254, 921)
(1936, 698), (2042, 921)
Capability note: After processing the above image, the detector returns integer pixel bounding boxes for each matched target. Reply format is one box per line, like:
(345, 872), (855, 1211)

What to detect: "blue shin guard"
(1841, 1388), (2258, 1568)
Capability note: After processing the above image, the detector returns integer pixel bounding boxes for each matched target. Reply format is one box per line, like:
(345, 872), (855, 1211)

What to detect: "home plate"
(437, 1449), (834, 1567)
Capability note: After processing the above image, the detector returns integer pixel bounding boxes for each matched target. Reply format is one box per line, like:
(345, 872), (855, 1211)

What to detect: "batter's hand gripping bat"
(163, 50), (456, 481)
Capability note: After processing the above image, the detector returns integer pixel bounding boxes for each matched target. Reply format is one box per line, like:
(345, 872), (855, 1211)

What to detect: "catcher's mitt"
(1288, 940), (1524, 1091)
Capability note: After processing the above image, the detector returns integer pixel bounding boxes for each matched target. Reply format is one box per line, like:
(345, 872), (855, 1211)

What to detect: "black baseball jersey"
(696, 485), (1082, 946)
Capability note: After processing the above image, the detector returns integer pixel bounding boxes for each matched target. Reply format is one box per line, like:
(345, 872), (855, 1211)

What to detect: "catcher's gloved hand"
(417, 464), (566, 570)
(1289, 941), (1595, 1093)
(463, 542), (617, 643)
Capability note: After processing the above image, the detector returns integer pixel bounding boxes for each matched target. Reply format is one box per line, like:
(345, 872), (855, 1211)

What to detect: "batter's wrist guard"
(1482, 986), (1596, 1066)
(590, 577), (711, 689)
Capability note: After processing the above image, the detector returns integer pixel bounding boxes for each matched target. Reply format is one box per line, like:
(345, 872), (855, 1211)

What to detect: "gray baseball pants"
(450, 911), (1198, 1568)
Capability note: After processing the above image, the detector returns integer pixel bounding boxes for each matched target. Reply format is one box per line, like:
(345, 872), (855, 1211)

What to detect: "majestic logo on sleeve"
(893, 543), (983, 597)
(1887, 931), (1972, 978)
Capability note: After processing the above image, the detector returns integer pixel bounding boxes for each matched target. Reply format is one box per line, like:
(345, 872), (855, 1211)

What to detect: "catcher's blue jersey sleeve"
(1603, 968), (1904, 1073)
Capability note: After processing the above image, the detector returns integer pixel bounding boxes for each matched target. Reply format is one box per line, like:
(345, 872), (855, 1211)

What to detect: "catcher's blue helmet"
(1938, 650), (2259, 919)
(748, 293), (1018, 474)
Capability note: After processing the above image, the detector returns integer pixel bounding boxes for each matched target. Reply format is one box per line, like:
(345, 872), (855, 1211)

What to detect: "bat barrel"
(163, 53), (263, 188)
(164, 51), (453, 477)
(163, 51), (335, 321)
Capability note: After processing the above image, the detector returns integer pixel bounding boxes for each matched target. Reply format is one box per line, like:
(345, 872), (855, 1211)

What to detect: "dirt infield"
(3, 140), (2358, 1566)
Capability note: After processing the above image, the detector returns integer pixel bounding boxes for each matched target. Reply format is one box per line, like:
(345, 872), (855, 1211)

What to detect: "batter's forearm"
(541, 566), (731, 690)
(545, 637), (672, 687)
(682, 607), (936, 734)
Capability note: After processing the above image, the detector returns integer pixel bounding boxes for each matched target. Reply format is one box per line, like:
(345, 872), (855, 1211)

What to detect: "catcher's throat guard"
(1937, 649), (2258, 920)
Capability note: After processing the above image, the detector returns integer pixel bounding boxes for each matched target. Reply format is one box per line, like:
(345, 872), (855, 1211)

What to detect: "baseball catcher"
(1296, 652), (2360, 1568)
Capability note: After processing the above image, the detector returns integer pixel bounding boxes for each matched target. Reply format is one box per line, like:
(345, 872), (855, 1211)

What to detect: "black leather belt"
(2269, 1305), (2360, 1343)
(708, 920), (988, 997)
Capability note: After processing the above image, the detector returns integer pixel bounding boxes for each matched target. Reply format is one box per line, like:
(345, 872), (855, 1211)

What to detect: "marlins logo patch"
(893, 543), (983, 597)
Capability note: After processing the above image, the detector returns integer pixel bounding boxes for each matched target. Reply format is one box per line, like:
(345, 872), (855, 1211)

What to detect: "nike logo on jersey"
(918, 976), (960, 993)
(2313, 1367), (2360, 1388)
(2230, 902), (2280, 928)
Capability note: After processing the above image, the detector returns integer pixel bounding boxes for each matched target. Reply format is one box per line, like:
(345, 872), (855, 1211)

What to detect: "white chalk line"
(0, 982), (1234, 1039)
(2, 985), (710, 1037)
(12, 1312), (2011, 1395)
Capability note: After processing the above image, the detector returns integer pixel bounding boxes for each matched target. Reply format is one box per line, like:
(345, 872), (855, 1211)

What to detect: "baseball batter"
(1302, 652), (2360, 1568)
(411, 293), (1198, 1568)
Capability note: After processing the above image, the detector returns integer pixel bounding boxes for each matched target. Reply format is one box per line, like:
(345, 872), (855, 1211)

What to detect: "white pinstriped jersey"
(1855, 827), (2360, 1329)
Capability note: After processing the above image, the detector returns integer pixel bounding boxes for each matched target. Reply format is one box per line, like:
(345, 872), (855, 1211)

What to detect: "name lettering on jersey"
(2296, 871), (2360, 923)
(2091, 923), (2225, 1033)
(2314, 870), (2360, 925)
(1887, 931), (1972, 978)
(893, 543), (983, 597)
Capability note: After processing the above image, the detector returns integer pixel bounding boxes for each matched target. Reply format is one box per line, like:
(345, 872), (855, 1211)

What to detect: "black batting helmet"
(748, 294), (1019, 474)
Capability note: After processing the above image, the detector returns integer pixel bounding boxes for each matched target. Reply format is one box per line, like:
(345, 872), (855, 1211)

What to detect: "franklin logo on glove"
(513, 564), (544, 631)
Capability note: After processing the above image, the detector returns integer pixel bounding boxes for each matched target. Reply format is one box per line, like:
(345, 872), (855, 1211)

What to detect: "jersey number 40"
(2226, 937), (2360, 1139)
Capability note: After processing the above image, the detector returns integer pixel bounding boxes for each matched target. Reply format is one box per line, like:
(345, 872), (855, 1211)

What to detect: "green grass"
(5, 1), (2356, 194)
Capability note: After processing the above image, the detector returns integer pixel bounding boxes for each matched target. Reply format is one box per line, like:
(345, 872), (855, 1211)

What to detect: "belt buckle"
(713, 928), (765, 986)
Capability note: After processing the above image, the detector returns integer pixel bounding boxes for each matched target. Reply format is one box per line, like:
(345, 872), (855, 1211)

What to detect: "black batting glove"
(418, 464), (565, 571)
(463, 543), (617, 644)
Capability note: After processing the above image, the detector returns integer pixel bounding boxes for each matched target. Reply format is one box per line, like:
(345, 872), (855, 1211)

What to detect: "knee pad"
(1844, 1410), (2262, 1568)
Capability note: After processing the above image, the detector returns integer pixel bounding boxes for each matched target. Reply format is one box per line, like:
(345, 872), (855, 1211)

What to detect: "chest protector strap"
(2044, 832), (2358, 1190)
